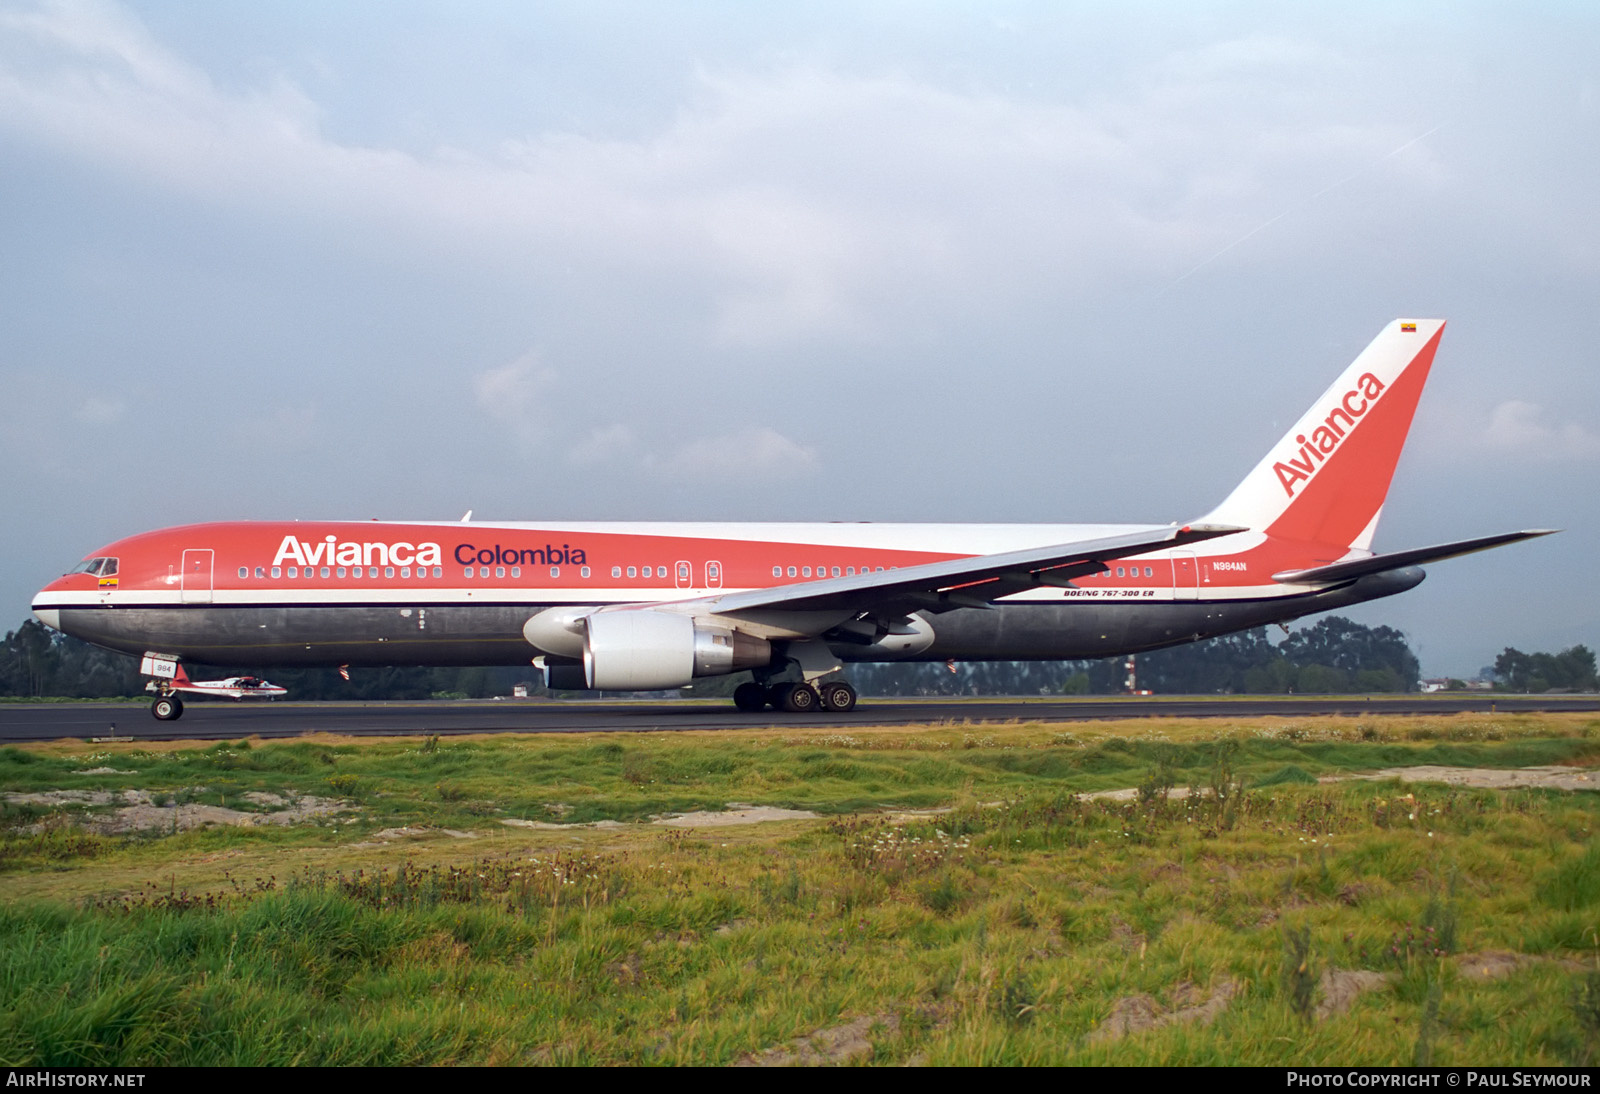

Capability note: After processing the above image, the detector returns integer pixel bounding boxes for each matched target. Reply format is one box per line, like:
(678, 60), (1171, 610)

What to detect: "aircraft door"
(1172, 552), (1198, 601)
(705, 561), (723, 589)
(181, 549), (214, 604)
(675, 560), (692, 590)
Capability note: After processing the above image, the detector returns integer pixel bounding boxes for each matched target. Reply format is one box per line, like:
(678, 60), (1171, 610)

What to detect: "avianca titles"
(33, 319), (1553, 719)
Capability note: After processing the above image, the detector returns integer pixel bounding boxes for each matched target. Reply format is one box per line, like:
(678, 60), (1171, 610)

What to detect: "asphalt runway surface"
(3, 694), (1598, 743)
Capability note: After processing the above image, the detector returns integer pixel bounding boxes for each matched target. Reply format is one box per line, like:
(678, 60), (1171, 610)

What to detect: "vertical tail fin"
(1202, 319), (1444, 551)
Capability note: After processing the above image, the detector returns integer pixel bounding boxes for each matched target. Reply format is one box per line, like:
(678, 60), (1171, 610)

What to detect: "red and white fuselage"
(32, 320), (1550, 704)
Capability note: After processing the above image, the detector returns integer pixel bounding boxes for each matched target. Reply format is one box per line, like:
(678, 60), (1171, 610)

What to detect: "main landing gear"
(151, 695), (184, 721)
(733, 680), (857, 714)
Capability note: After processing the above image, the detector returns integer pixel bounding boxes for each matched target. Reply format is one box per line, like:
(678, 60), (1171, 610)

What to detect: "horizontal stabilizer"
(1272, 530), (1558, 585)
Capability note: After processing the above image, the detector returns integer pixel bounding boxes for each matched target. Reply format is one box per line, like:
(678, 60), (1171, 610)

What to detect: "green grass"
(3, 714), (1600, 1064)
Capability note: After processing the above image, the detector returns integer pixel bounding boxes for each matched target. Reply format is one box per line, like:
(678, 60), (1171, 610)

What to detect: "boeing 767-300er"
(33, 320), (1552, 720)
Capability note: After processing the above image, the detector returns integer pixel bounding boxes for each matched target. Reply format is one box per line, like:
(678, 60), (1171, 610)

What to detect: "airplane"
(140, 659), (287, 721)
(32, 319), (1551, 721)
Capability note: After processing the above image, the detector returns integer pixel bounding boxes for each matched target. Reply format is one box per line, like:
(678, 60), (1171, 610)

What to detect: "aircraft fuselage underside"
(49, 569), (1421, 669)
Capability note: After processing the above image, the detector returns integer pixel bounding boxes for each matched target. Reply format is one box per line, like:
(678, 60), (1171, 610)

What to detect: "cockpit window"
(68, 558), (105, 576)
(101, 558), (117, 576)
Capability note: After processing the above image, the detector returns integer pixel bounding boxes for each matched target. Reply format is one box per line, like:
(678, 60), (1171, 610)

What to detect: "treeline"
(850, 616), (1421, 696)
(0, 619), (530, 701)
(2, 615), (1593, 699)
(1493, 645), (1597, 693)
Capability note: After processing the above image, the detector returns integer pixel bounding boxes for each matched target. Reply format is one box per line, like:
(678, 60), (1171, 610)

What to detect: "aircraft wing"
(705, 523), (1245, 616)
(1271, 529), (1558, 585)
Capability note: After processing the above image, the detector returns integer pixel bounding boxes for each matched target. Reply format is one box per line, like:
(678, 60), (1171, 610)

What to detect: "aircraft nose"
(33, 607), (61, 631)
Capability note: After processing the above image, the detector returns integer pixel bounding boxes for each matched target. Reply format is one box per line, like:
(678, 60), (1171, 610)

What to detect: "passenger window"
(384, 566), (394, 578)
(773, 566), (782, 577)
(432, 567), (441, 577)
(321, 567), (331, 578)
(480, 567), (490, 578)
(1144, 566), (1153, 577)
(550, 567), (559, 578)
(288, 567), (298, 578)
(802, 566), (812, 577)
(581, 566), (590, 578)
(627, 566), (637, 578)
(678, 562), (690, 580)
(400, 567), (409, 578)
(272, 566), (281, 578)
(238, 567), (248, 579)
(787, 566), (797, 577)
(352, 567), (362, 579)
(846, 567), (855, 576)
(496, 566), (505, 578)
(1116, 567), (1125, 577)
(612, 566), (622, 578)
(337, 567), (347, 578)
(464, 567), (474, 578)
(511, 566), (521, 578)
(832, 566), (841, 577)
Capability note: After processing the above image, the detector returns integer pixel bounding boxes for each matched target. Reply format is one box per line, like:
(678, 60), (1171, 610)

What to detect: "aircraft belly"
(915, 569), (1424, 661)
(55, 605), (550, 668)
(50, 570), (1422, 670)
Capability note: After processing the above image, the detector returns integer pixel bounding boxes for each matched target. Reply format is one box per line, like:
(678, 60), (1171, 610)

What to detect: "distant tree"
(1134, 628), (1284, 694)
(1494, 646), (1598, 692)
(1281, 617), (1420, 690)
(3, 611), (1440, 700)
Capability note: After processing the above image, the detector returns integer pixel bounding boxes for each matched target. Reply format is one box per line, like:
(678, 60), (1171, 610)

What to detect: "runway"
(2, 693), (1597, 743)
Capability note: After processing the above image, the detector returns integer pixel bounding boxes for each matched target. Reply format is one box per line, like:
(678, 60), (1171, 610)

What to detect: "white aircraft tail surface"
(1202, 319), (1445, 551)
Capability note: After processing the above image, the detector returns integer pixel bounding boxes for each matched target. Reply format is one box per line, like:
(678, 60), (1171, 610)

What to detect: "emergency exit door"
(181, 549), (214, 604)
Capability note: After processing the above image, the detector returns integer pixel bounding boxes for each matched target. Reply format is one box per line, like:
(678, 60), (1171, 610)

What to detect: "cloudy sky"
(2, 0), (1595, 676)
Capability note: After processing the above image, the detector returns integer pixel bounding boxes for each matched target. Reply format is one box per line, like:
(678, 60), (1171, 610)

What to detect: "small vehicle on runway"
(144, 661), (286, 720)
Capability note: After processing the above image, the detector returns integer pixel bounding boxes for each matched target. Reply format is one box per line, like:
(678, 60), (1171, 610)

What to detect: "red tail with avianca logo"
(33, 319), (1552, 719)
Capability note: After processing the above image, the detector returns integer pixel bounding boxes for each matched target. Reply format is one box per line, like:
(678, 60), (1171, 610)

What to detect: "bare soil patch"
(1090, 979), (1236, 1043)
(1316, 969), (1395, 1019)
(1454, 951), (1587, 980)
(655, 805), (821, 828)
(734, 1013), (900, 1066)
(3, 787), (351, 834)
(1338, 765), (1600, 792)
(1091, 765), (1600, 804)
(349, 825), (478, 847)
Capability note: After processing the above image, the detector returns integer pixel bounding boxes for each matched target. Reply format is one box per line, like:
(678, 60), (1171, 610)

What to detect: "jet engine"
(563, 609), (771, 690)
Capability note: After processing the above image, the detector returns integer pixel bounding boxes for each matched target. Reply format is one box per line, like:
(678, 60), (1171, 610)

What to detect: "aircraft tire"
(819, 681), (857, 712)
(779, 683), (820, 713)
(733, 682), (767, 712)
(151, 696), (183, 721)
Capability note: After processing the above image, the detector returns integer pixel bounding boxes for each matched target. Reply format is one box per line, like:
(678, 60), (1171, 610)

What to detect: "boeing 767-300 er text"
(33, 320), (1552, 719)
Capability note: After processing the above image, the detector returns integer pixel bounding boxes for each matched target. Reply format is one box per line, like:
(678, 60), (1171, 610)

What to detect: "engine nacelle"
(582, 610), (772, 690)
(840, 614), (936, 660)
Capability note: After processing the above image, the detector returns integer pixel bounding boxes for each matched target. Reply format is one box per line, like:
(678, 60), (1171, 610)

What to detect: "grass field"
(3, 712), (1600, 1065)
